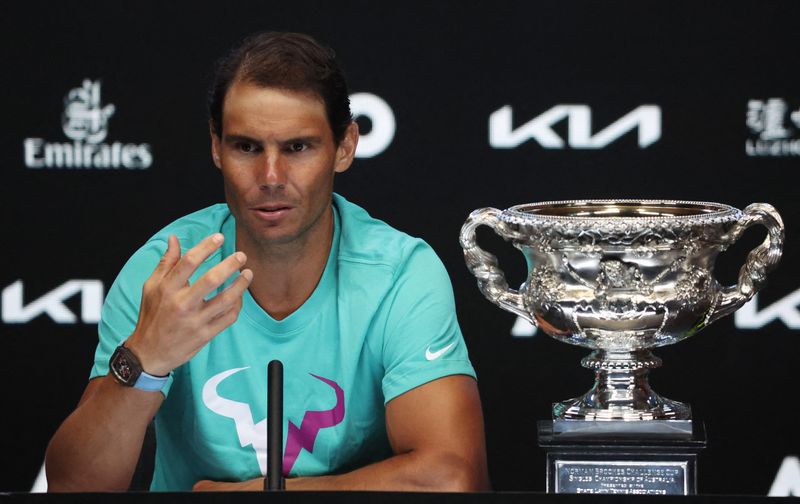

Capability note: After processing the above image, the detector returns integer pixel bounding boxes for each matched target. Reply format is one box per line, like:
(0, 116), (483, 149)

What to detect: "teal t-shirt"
(90, 193), (476, 491)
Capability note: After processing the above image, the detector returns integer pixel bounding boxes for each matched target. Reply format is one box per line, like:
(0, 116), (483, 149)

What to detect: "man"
(45, 31), (488, 492)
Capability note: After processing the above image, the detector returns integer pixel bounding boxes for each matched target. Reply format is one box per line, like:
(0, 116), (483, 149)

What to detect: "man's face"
(211, 82), (357, 248)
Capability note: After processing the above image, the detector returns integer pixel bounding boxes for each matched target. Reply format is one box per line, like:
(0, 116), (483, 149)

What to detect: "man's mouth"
(256, 204), (292, 212)
(252, 204), (294, 222)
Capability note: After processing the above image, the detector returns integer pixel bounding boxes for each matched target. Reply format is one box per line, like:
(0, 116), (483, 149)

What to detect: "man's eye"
(287, 142), (308, 153)
(237, 143), (257, 153)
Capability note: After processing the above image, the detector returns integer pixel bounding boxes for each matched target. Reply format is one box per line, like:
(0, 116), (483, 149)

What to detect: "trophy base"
(538, 420), (706, 495)
(553, 395), (692, 424)
(552, 349), (692, 423)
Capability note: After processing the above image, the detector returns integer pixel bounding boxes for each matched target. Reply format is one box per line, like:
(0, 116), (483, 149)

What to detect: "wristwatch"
(109, 344), (170, 392)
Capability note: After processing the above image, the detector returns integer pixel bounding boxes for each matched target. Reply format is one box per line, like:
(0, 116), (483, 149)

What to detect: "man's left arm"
(194, 374), (489, 491)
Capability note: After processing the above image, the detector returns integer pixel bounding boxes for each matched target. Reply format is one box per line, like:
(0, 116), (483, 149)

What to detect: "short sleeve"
(380, 241), (476, 403)
(89, 238), (175, 396)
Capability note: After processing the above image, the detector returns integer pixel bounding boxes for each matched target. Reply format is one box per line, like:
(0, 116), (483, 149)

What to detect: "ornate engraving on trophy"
(529, 265), (563, 309)
(675, 266), (711, 310)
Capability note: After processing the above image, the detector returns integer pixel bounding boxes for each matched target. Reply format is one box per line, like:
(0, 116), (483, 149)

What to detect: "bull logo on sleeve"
(202, 367), (345, 475)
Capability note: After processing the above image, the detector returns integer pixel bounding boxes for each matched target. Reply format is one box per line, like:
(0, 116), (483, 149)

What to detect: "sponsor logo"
(489, 105), (661, 149)
(735, 289), (800, 330)
(351, 92), (395, 158)
(746, 98), (800, 157)
(770, 456), (800, 497)
(425, 342), (455, 361)
(1, 280), (103, 324)
(202, 367), (345, 476)
(23, 79), (153, 169)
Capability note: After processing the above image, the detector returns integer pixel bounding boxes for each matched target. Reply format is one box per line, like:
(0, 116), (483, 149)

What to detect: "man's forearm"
(289, 449), (488, 491)
(45, 377), (162, 492)
(194, 448), (490, 492)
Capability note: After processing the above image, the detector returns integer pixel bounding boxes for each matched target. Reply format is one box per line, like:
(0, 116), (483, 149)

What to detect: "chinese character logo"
(746, 98), (800, 157)
(61, 79), (116, 144)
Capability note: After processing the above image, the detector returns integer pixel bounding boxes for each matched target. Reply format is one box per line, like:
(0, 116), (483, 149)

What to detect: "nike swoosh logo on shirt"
(425, 342), (455, 361)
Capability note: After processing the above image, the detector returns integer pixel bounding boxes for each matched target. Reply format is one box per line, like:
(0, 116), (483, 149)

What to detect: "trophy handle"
(707, 203), (785, 324)
(459, 207), (533, 323)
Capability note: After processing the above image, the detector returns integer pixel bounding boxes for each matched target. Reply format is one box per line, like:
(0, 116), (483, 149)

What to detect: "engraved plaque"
(554, 460), (688, 495)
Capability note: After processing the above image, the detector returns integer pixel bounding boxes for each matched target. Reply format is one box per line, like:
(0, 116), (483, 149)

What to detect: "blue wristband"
(134, 371), (170, 392)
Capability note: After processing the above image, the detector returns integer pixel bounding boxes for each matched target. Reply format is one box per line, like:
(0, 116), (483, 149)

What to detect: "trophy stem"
(553, 349), (691, 422)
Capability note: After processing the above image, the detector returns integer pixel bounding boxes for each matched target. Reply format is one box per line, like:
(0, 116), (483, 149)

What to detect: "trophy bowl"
(460, 200), (784, 428)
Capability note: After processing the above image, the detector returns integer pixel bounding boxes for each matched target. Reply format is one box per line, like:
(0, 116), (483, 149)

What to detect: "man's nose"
(259, 151), (288, 188)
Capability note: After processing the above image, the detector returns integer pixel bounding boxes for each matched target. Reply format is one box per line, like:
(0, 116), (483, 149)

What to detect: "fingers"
(166, 233), (225, 287)
(189, 250), (248, 301)
(204, 268), (253, 324)
(131, 233), (253, 376)
(153, 234), (182, 278)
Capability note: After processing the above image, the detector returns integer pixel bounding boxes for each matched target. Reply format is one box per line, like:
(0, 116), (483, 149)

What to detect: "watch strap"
(134, 370), (170, 392)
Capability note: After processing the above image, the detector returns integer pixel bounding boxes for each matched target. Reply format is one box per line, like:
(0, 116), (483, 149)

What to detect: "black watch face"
(115, 354), (133, 381)
(111, 347), (141, 385)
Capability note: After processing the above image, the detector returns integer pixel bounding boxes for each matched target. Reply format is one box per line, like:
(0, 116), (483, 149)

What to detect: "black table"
(2, 492), (795, 504)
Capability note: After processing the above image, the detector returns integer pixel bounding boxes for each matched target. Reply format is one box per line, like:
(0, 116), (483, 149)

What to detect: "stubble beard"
(233, 191), (334, 261)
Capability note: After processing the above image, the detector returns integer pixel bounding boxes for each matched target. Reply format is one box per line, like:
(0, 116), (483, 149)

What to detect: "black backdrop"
(1, 0), (799, 495)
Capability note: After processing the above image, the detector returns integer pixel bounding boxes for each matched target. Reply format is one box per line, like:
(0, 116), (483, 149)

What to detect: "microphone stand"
(265, 360), (285, 490)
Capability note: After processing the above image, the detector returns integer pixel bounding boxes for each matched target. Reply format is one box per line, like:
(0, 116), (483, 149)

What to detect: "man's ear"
(334, 122), (359, 174)
(210, 121), (222, 170)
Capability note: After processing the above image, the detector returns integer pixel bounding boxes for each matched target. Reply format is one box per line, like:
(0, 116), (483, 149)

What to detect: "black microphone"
(265, 359), (285, 491)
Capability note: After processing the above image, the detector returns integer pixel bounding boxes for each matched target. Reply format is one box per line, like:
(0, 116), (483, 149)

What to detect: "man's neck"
(237, 207), (334, 320)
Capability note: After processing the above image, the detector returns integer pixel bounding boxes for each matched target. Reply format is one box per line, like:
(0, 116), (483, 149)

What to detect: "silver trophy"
(460, 200), (783, 433)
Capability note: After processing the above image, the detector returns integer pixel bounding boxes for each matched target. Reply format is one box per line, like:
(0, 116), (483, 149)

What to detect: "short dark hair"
(208, 31), (352, 144)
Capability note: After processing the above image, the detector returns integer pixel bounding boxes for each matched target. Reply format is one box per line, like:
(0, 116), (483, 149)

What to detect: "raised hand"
(125, 233), (253, 376)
